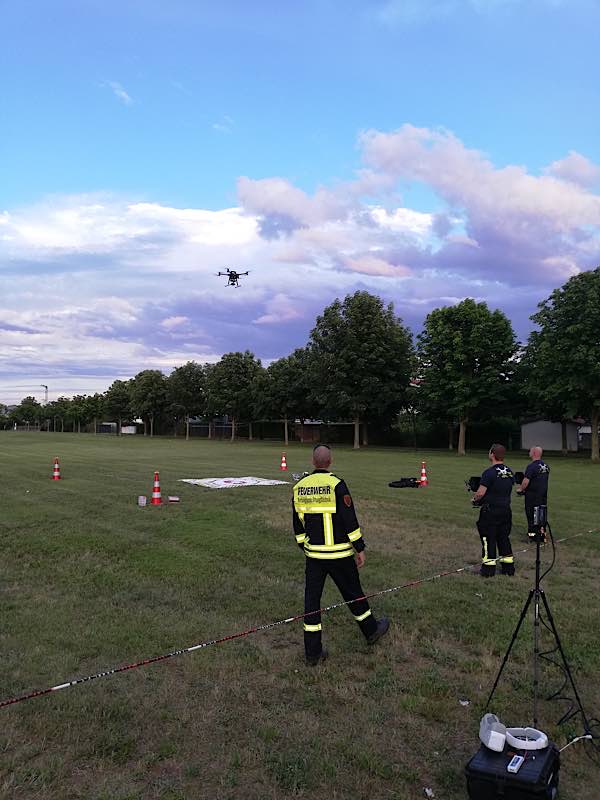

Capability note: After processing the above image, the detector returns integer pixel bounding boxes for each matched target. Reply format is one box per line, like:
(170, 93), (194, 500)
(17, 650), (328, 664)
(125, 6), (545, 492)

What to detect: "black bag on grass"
(388, 477), (420, 488)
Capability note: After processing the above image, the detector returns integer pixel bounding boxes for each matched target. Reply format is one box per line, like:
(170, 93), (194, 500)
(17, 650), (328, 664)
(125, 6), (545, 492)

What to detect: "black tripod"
(485, 519), (593, 733)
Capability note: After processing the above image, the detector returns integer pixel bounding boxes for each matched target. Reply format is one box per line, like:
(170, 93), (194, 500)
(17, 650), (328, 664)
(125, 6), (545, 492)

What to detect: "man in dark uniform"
(292, 444), (389, 666)
(471, 443), (515, 577)
(518, 446), (550, 538)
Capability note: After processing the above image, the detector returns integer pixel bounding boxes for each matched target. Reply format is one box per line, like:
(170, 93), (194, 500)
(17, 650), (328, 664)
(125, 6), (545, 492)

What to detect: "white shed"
(520, 419), (579, 452)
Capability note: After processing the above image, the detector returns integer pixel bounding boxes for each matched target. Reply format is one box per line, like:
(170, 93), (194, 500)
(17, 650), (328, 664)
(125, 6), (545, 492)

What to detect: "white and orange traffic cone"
(151, 471), (162, 505)
(52, 457), (61, 481)
(280, 452), (288, 471)
(419, 461), (429, 487)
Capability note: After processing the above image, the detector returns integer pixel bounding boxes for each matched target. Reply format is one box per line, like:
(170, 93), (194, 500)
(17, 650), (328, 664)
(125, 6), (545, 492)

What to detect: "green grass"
(1, 432), (599, 799)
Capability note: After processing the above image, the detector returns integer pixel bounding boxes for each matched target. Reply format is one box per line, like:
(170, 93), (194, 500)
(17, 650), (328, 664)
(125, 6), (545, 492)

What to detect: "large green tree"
(417, 299), (518, 455)
(525, 267), (600, 462)
(68, 395), (89, 433)
(206, 351), (263, 441)
(9, 396), (42, 428)
(130, 370), (168, 437)
(308, 291), (413, 449)
(85, 393), (106, 435)
(45, 396), (71, 432)
(262, 349), (314, 445)
(104, 380), (132, 435)
(167, 361), (206, 439)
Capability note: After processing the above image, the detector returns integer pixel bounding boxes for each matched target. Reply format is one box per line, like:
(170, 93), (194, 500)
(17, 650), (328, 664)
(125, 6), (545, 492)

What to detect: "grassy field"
(1, 432), (599, 800)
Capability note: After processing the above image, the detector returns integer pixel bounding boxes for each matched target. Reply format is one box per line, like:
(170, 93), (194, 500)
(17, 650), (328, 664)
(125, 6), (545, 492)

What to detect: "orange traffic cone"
(52, 457), (61, 480)
(280, 452), (288, 471)
(151, 471), (162, 505)
(419, 461), (429, 487)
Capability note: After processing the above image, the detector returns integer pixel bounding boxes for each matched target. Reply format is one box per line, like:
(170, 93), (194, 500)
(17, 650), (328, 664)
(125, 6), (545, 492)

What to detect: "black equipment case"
(388, 477), (420, 488)
(465, 743), (560, 799)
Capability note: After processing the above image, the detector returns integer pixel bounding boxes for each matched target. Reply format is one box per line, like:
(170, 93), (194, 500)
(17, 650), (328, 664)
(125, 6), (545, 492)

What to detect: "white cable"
(559, 735), (593, 752)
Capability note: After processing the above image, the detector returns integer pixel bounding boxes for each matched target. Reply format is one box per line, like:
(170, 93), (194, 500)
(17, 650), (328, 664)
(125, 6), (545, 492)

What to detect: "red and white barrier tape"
(1, 529), (598, 710)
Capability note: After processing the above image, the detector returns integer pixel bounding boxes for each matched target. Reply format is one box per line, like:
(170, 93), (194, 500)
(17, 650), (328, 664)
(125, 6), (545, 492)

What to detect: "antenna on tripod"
(485, 507), (595, 738)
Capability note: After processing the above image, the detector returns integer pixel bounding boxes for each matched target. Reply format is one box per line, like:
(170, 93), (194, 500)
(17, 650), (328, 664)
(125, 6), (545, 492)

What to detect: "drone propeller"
(216, 268), (249, 283)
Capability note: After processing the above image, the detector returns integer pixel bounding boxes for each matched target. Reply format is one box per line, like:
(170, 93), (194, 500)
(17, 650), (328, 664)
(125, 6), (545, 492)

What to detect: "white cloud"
(160, 315), (189, 330)
(253, 293), (304, 325)
(378, 0), (456, 24)
(446, 234), (480, 247)
(342, 255), (411, 277)
(0, 197), (258, 257)
(546, 151), (600, 189)
(377, 0), (571, 25)
(237, 176), (349, 229)
(212, 115), (234, 134)
(129, 203), (257, 248)
(360, 124), (600, 233)
(106, 81), (134, 105)
(2, 124), (599, 403)
(370, 206), (433, 239)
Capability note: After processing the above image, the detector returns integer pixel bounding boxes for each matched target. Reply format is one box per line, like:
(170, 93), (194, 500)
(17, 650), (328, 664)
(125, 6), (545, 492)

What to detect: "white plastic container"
(479, 713), (507, 752)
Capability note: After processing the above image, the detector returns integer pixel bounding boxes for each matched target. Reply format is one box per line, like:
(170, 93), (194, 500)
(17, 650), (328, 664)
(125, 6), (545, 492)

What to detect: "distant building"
(520, 419), (579, 452)
(578, 425), (593, 450)
(293, 419), (357, 445)
(294, 419), (323, 444)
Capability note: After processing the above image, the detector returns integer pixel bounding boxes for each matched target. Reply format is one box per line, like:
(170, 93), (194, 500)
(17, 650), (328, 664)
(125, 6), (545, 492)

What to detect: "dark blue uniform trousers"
(477, 506), (515, 576)
(304, 556), (378, 658)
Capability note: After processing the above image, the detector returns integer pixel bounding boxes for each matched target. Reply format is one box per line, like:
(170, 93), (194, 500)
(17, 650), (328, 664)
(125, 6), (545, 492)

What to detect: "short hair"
(489, 443), (506, 460)
(312, 444), (332, 468)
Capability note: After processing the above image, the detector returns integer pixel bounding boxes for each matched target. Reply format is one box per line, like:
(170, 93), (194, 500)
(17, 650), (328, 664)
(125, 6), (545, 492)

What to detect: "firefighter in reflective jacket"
(471, 443), (515, 578)
(293, 445), (389, 665)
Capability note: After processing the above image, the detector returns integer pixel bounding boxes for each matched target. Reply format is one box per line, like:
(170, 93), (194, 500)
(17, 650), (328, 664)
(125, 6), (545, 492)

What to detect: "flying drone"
(216, 268), (250, 287)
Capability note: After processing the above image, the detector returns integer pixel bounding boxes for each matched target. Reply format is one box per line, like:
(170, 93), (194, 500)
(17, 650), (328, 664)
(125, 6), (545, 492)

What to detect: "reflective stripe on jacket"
(292, 470), (365, 559)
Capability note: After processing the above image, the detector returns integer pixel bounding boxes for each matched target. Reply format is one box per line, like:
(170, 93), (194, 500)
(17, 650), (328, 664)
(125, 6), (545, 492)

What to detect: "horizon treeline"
(3, 267), (600, 461)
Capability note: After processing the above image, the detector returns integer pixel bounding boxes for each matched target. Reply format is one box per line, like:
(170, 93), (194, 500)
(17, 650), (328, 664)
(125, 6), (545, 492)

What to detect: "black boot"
(367, 617), (390, 645)
(306, 648), (328, 667)
(479, 565), (496, 578)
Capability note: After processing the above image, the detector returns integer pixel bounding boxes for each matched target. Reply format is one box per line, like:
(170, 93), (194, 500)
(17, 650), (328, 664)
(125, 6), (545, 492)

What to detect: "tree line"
(3, 268), (600, 462)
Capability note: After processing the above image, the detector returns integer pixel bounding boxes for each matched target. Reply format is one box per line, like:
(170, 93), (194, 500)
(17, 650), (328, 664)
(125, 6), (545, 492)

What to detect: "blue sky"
(1, 0), (600, 403)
